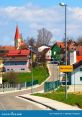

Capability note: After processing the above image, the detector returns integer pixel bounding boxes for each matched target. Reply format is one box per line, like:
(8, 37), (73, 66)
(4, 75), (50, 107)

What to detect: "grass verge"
(33, 86), (82, 108)
(3, 66), (49, 84)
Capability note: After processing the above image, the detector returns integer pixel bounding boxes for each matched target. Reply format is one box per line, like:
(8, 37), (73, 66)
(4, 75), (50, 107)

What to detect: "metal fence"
(44, 80), (60, 92)
(0, 80), (38, 92)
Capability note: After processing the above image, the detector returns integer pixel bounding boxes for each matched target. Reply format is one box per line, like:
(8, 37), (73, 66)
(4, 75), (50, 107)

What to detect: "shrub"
(3, 71), (19, 84)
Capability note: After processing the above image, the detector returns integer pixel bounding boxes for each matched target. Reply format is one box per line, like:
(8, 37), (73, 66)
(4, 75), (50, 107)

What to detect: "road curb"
(19, 95), (55, 110)
(19, 94), (81, 110)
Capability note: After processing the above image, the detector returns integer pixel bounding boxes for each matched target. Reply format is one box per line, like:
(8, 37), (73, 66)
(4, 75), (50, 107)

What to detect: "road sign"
(59, 65), (73, 72)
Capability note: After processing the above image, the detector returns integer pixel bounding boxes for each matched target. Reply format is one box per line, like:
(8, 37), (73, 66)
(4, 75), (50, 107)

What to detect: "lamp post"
(59, 3), (67, 99)
(29, 46), (33, 94)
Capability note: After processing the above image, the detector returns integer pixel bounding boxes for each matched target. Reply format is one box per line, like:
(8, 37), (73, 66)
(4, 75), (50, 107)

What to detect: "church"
(0, 26), (30, 72)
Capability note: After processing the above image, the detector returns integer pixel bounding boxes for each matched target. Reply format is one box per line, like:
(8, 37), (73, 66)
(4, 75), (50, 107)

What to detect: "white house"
(45, 48), (51, 61)
(71, 61), (82, 85)
(69, 50), (76, 65)
(38, 46), (50, 52)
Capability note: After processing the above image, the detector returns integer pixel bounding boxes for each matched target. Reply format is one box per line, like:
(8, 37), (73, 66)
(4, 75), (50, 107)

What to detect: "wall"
(4, 60), (30, 72)
(69, 50), (76, 65)
(71, 65), (82, 84)
(45, 49), (51, 60)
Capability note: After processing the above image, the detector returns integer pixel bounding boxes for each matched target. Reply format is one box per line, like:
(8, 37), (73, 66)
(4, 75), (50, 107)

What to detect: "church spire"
(15, 25), (20, 40)
(14, 25), (21, 49)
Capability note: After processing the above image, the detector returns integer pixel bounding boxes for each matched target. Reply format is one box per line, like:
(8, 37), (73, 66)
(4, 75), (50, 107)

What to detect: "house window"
(7, 69), (10, 71)
(21, 68), (25, 70)
(80, 77), (82, 81)
(80, 68), (82, 71)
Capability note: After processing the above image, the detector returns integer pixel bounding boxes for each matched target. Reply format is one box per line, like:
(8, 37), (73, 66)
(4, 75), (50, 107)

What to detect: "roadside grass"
(3, 66), (49, 84)
(33, 86), (82, 108)
(55, 86), (69, 92)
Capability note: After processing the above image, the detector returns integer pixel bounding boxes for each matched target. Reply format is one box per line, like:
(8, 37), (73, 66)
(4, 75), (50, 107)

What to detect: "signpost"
(59, 65), (73, 72)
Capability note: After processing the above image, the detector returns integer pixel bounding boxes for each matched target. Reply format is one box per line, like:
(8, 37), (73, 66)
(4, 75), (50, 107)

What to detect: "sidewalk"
(19, 94), (81, 110)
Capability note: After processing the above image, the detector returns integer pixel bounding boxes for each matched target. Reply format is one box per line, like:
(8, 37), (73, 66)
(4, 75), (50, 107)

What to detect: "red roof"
(77, 46), (82, 55)
(76, 56), (82, 62)
(56, 41), (77, 50)
(6, 49), (30, 57)
(15, 25), (20, 39)
(56, 42), (65, 48)
(0, 46), (15, 50)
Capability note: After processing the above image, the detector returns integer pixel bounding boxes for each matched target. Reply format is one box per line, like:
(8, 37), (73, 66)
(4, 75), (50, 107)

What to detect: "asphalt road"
(0, 64), (53, 110)
(0, 85), (45, 110)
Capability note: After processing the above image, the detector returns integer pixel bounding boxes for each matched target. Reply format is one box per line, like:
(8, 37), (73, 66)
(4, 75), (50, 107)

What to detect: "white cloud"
(0, 4), (82, 45)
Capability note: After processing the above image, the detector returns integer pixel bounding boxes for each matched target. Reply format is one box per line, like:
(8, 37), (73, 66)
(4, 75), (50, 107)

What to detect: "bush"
(3, 71), (19, 84)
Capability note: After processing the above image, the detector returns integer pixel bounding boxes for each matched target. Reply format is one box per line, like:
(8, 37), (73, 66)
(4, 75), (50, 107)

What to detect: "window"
(7, 69), (10, 71)
(80, 77), (82, 81)
(80, 68), (82, 71)
(21, 68), (25, 70)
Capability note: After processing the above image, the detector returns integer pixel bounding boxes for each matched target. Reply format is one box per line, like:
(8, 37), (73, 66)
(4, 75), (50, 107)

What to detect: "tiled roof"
(56, 41), (77, 50)
(6, 49), (30, 56)
(56, 42), (65, 48)
(76, 56), (82, 62)
(0, 46), (15, 50)
(77, 46), (82, 55)
(73, 60), (82, 69)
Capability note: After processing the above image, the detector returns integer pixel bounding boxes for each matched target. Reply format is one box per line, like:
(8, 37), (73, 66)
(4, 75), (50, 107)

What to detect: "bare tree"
(36, 28), (52, 47)
(25, 37), (36, 48)
(76, 37), (82, 46)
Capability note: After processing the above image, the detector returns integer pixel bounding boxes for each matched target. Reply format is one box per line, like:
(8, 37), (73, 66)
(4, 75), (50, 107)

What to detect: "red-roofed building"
(3, 49), (31, 72)
(6, 49), (30, 57)
(0, 25), (31, 72)
(56, 41), (77, 50)
(56, 42), (65, 49)
(76, 56), (82, 63)
(76, 46), (82, 56)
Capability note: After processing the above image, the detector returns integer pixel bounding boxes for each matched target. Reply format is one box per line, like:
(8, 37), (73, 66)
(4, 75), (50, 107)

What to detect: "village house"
(71, 60), (82, 85)
(68, 48), (82, 85)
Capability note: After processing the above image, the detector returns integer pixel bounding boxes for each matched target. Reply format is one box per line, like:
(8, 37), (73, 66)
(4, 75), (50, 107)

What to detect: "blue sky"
(0, 0), (81, 7)
(0, 0), (82, 45)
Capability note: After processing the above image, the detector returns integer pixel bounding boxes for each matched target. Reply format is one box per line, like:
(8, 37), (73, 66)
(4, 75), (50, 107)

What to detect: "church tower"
(14, 25), (26, 50)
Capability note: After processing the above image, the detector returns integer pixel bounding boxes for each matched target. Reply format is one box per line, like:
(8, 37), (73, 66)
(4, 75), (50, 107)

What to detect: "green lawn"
(34, 86), (82, 108)
(3, 66), (49, 84)
(18, 66), (49, 84)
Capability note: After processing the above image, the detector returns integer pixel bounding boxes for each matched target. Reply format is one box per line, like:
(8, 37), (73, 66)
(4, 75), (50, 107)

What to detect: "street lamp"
(59, 3), (68, 99)
(29, 46), (34, 94)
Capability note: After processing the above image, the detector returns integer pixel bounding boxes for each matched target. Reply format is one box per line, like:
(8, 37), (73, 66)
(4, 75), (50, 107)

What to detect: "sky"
(0, 0), (82, 45)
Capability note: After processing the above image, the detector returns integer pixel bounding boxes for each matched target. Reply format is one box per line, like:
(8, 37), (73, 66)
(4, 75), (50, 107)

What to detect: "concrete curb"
(16, 96), (51, 110)
(19, 95), (55, 110)
(18, 94), (81, 110)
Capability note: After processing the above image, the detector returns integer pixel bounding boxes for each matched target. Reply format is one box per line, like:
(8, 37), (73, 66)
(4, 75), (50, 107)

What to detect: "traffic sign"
(59, 65), (73, 72)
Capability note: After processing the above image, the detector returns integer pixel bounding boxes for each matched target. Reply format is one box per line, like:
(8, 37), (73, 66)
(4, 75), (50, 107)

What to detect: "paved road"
(0, 64), (52, 110)
(0, 85), (44, 110)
